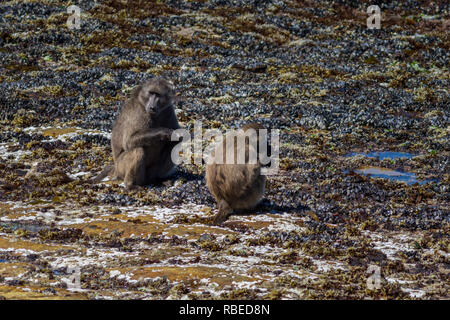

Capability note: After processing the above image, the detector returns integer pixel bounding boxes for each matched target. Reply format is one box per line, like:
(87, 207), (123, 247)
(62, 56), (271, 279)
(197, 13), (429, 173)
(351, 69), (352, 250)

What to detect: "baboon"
(92, 78), (180, 189)
(206, 123), (268, 224)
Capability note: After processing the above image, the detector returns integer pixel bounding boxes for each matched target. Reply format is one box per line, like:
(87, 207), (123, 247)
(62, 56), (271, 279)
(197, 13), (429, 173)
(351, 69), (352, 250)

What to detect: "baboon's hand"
(159, 128), (174, 140)
(126, 128), (174, 150)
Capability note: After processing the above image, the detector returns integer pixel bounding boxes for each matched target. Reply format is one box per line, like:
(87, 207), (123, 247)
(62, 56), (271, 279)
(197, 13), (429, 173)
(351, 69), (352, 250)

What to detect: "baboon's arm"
(125, 128), (173, 150)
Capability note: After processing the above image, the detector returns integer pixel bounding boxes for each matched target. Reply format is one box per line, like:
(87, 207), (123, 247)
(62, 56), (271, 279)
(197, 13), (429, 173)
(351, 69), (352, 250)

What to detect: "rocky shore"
(0, 0), (448, 299)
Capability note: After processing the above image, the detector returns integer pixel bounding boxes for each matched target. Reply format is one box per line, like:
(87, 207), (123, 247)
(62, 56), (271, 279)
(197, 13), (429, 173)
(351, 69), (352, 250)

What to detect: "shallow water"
(355, 166), (437, 185)
(0, 221), (49, 233)
(346, 151), (415, 160)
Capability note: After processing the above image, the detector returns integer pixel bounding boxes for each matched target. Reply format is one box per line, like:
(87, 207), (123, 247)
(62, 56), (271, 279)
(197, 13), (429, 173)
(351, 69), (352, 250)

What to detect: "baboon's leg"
(115, 148), (146, 189)
(155, 145), (176, 179)
(213, 199), (233, 225)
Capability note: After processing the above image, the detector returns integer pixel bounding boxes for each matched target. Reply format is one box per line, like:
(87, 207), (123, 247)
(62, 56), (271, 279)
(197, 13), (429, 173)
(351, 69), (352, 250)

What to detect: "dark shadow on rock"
(226, 199), (310, 220)
(171, 170), (203, 183)
(142, 168), (203, 187)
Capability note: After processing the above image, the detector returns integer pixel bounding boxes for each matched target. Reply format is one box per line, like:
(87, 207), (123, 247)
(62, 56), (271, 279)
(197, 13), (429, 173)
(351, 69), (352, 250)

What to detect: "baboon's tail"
(91, 165), (114, 183)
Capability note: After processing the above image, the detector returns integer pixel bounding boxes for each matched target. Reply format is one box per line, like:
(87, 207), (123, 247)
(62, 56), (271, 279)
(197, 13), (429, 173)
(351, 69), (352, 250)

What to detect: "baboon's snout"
(145, 95), (159, 113)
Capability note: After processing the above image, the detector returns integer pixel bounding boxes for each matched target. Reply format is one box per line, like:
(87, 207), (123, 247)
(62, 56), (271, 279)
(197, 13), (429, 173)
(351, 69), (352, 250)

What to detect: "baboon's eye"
(149, 91), (160, 97)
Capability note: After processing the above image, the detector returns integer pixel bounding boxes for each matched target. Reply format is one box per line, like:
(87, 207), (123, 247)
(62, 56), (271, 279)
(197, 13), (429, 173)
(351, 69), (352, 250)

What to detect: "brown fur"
(206, 123), (267, 224)
(92, 78), (180, 189)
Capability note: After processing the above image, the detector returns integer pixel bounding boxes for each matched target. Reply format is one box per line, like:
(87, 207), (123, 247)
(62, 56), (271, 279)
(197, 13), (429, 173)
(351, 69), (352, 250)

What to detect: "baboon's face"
(139, 78), (174, 114)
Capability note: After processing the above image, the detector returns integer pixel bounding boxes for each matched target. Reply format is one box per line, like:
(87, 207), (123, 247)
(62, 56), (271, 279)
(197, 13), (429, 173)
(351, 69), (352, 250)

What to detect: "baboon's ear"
(166, 80), (175, 93)
(131, 84), (143, 98)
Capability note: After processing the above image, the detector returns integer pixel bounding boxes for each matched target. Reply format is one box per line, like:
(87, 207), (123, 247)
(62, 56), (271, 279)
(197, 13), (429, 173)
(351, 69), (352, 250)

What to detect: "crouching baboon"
(92, 78), (180, 189)
(206, 123), (268, 224)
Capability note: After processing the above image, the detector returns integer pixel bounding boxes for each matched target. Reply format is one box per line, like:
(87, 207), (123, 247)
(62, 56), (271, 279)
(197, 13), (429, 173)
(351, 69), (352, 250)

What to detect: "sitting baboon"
(92, 78), (180, 189)
(206, 123), (267, 224)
